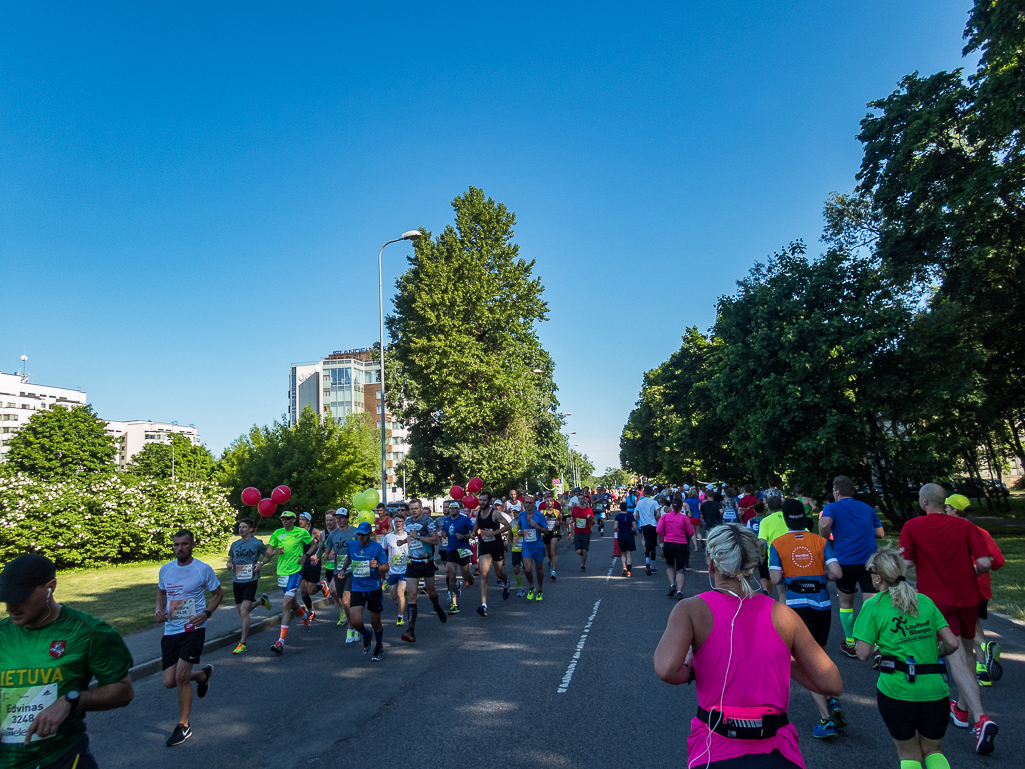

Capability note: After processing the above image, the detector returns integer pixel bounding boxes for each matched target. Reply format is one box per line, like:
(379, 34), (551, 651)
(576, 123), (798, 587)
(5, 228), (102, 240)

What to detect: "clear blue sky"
(1, 1), (978, 472)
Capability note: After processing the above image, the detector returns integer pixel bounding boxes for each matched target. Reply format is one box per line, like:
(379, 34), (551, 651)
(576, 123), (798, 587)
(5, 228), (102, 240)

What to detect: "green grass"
(0, 546), (284, 636)
(985, 525), (1025, 622)
(958, 493), (1025, 518)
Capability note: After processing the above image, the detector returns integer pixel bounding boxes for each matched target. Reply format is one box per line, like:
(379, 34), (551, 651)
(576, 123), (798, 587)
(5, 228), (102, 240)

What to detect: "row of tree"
(620, 1), (1023, 526)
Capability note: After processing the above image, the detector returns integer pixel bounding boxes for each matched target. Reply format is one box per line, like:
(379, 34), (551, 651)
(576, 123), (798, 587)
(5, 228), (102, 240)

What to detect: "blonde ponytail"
(867, 545), (919, 618)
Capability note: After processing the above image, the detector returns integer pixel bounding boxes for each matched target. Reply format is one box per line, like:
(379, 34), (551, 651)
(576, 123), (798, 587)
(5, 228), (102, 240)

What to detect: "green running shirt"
(269, 527), (313, 576)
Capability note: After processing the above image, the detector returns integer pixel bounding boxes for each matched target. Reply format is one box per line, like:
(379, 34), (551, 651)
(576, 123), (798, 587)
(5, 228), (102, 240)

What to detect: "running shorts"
(573, 533), (591, 551)
(978, 598), (988, 620)
(641, 524), (658, 551)
(325, 568), (335, 582)
(350, 589), (384, 614)
(301, 561), (322, 584)
(43, 736), (98, 769)
(703, 749), (802, 768)
(438, 549), (448, 563)
(161, 628), (206, 670)
(793, 605), (831, 647)
(278, 571), (302, 596)
(232, 581), (258, 604)
(447, 548), (472, 566)
(405, 560), (438, 579)
(876, 691), (949, 742)
(512, 551), (523, 568)
(935, 602), (977, 640)
(479, 539), (506, 560)
(333, 571), (352, 594)
(521, 545), (545, 563)
(386, 573), (406, 587)
(541, 530), (557, 545)
(617, 536), (636, 552)
(662, 542), (688, 570)
(836, 563), (876, 595)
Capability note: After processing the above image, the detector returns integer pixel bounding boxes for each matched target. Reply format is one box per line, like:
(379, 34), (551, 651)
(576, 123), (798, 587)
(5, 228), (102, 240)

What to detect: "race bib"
(168, 598), (196, 622)
(1, 683), (58, 744)
(391, 553), (408, 568)
(277, 574), (290, 587)
(352, 561), (372, 577)
(513, 537), (523, 549)
(457, 548), (472, 559)
(481, 532), (495, 542)
(575, 518), (587, 529)
(524, 530), (537, 542)
(235, 564), (254, 580)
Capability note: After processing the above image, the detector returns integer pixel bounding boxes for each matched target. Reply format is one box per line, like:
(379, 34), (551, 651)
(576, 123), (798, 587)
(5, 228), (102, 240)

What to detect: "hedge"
(0, 472), (236, 568)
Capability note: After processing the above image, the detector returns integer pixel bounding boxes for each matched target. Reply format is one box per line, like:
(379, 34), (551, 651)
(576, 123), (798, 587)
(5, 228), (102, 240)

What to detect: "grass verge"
(984, 524), (1025, 622)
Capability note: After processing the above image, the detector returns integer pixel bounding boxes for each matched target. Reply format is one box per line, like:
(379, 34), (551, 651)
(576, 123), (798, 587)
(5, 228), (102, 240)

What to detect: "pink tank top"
(686, 591), (804, 768)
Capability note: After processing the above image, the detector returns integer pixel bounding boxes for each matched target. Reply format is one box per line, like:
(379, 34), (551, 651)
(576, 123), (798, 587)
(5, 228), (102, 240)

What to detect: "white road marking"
(556, 598), (601, 694)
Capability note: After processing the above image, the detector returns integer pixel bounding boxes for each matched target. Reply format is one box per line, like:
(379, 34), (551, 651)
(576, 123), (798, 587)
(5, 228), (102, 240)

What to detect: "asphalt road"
(84, 535), (1024, 768)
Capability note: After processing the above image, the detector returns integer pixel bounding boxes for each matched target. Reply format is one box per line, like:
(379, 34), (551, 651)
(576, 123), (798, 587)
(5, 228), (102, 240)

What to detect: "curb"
(128, 594), (334, 682)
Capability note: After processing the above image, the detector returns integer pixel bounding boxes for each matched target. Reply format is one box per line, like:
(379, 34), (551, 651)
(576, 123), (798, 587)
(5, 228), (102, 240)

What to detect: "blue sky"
(1, 1), (978, 473)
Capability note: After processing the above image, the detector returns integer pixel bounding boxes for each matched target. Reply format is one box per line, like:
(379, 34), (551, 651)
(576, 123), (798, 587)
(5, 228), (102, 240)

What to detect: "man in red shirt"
(570, 501), (596, 571)
(737, 485), (759, 523)
(899, 483), (996, 754)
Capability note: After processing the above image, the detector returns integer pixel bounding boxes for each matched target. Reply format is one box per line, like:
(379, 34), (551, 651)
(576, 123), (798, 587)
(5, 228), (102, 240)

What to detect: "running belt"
(696, 706), (789, 740)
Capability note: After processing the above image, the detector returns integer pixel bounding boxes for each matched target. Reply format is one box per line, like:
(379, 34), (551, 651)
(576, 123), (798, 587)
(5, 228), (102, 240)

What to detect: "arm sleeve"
(967, 524), (990, 562)
(204, 563), (221, 591)
(157, 565), (166, 591)
(88, 622), (134, 685)
(257, 541), (267, 557)
(269, 532), (281, 547)
(852, 598), (877, 644)
(898, 526), (914, 564)
(872, 512), (882, 528)
(769, 545), (782, 571)
(824, 541), (838, 564)
(656, 518), (665, 535)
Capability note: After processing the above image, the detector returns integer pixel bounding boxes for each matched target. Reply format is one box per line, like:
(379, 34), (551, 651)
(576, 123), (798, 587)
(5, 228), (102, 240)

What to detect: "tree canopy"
(126, 433), (216, 481)
(5, 405), (116, 480)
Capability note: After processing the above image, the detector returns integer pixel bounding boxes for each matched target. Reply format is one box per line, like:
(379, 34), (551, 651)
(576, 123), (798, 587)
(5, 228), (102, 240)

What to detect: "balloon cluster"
(449, 477), (483, 510)
(352, 488), (380, 525)
(240, 485), (291, 517)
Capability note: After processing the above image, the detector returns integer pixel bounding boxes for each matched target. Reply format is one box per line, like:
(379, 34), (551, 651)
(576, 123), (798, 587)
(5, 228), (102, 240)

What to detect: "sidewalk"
(125, 591), (334, 681)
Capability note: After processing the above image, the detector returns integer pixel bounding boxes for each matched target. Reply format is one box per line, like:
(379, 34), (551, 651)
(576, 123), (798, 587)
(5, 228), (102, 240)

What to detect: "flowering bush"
(0, 472), (235, 567)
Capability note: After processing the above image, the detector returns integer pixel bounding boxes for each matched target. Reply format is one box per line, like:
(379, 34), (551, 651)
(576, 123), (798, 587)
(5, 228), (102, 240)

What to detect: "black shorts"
(836, 563), (876, 595)
(301, 561), (322, 584)
(793, 606), (831, 647)
(618, 536), (636, 552)
(978, 598), (989, 620)
(446, 549), (471, 566)
(41, 735), (98, 769)
(573, 533), (591, 551)
(542, 530), (557, 545)
(161, 628), (206, 670)
(512, 551), (523, 567)
(876, 690), (949, 742)
(350, 589), (384, 614)
(479, 539), (506, 560)
(641, 524), (658, 550)
(325, 568), (335, 582)
(704, 749), (802, 768)
(333, 571), (352, 594)
(232, 581), (259, 604)
(405, 560), (438, 579)
(438, 549), (448, 563)
(662, 542), (689, 570)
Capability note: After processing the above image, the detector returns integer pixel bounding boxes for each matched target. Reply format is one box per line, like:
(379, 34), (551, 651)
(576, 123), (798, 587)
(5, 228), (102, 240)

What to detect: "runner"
(374, 503), (392, 543)
(508, 506), (527, 597)
(614, 502), (638, 576)
(225, 517), (270, 654)
(636, 485), (660, 576)
(819, 475), (884, 658)
(320, 510), (346, 626)
(0, 553), (134, 768)
(657, 495), (695, 599)
(738, 484), (760, 523)
(654, 524), (842, 769)
(297, 512), (323, 622)
(539, 492), (562, 580)
(340, 522), (389, 661)
(402, 497), (447, 642)
(722, 487), (740, 525)
(592, 486), (607, 536)
(383, 508), (410, 627)
(324, 510), (359, 642)
(507, 488), (524, 514)
(757, 495), (788, 601)
(156, 529), (221, 747)
(518, 495), (548, 600)
(899, 483), (996, 754)
(571, 498), (596, 572)
(474, 493), (512, 616)
(746, 501), (771, 594)
(263, 511), (315, 655)
(442, 501), (475, 613)
(853, 546), (961, 769)
(699, 489), (724, 553)
(769, 500), (845, 740)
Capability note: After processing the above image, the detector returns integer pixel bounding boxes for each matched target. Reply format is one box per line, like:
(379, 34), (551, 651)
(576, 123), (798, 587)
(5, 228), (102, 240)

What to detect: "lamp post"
(378, 230), (421, 504)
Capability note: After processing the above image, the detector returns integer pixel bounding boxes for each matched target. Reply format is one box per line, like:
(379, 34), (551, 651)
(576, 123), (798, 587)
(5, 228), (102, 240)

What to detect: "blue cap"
(355, 522), (372, 535)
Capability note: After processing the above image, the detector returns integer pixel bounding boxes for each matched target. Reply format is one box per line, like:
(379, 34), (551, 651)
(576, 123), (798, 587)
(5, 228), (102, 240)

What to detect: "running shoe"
(621, 568), (628, 577)
(828, 697), (846, 729)
(401, 630), (416, 643)
(838, 639), (857, 659)
(196, 664), (213, 698)
(985, 641), (1003, 681)
(516, 589), (526, 598)
(949, 698), (969, 728)
(301, 613), (312, 628)
(977, 661), (992, 686)
(372, 646), (384, 662)
(396, 615), (404, 626)
(362, 630), (373, 654)
(271, 639), (284, 655)
(477, 605), (488, 617)
(551, 570), (557, 580)
(972, 715), (998, 754)
(465, 576), (474, 586)
(813, 718), (838, 740)
(527, 589), (535, 600)
(319, 580), (330, 599)
(502, 583), (510, 600)
(581, 566), (587, 572)
(536, 592), (544, 602)
(435, 604), (448, 623)
(667, 586), (676, 597)
(259, 593), (271, 611)
(232, 642), (247, 655)
(166, 723), (192, 747)
(627, 568), (632, 576)
(337, 616), (346, 627)
(345, 629), (356, 644)
(449, 604), (460, 614)
(675, 591), (684, 600)
(646, 564), (652, 576)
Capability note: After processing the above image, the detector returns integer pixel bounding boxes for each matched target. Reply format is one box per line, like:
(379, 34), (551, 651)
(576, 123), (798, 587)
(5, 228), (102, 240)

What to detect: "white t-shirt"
(506, 500), (523, 513)
(383, 531), (410, 575)
(158, 559), (221, 636)
(636, 497), (659, 527)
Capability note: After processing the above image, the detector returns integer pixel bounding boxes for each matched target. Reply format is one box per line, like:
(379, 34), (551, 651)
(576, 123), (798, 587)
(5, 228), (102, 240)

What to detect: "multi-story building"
(104, 421), (202, 470)
(0, 371), (88, 459)
(288, 348), (409, 498)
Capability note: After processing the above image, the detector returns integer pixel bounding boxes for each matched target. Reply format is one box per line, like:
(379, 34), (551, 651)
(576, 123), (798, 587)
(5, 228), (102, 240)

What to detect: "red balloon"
(463, 494), (479, 510)
(450, 485), (465, 500)
(257, 498), (277, 517)
(466, 477), (483, 494)
(241, 487), (261, 506)
(271, 485), (291, 505)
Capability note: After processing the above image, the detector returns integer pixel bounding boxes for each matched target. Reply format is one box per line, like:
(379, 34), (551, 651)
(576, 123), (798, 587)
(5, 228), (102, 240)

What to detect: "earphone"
(47, 588), (51, 600)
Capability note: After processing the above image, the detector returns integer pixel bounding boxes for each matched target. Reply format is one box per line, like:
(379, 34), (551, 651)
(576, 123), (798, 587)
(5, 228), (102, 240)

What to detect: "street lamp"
(378, 230), (421, 505)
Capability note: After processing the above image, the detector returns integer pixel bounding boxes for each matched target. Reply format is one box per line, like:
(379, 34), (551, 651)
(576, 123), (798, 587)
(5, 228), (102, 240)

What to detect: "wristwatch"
(203, 609), (212, 619)
(64, 690), (80, 712)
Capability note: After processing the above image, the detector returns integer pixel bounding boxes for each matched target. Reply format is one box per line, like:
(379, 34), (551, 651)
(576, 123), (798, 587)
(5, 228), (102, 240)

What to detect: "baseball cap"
(299, 512), (312, 521)
(945, 494), (971, 512)
(782, 499), (808, 527)
(335, 507), (349, 517)
(447, 501), (460, 509)
(280, 510), (297, 519)
(355, 522), (372, 535)
(0, 554), (56, 603)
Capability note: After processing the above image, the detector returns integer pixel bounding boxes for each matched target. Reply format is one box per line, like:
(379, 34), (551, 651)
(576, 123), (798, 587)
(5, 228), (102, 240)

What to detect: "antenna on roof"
(19, 355), (28, 383)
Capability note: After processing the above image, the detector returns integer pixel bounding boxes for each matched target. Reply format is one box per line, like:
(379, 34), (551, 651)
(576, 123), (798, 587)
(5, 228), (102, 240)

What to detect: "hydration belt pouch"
(877, 655), (946, 683)
(789, 579), (821, 594)
(697, 706), (789, 740)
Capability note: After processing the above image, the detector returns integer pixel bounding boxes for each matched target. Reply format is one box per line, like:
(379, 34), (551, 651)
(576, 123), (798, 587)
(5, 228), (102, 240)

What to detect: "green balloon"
(353, 491), (367, 511)
(363, 488), (380, 508)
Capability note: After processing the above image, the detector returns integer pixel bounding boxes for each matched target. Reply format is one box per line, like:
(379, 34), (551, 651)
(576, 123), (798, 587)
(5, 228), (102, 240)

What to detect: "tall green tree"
(5, 405), (116, 480)
(386, 187), (564, 495)
(126, 433), (216, 481)
(217, 407), (379, 517)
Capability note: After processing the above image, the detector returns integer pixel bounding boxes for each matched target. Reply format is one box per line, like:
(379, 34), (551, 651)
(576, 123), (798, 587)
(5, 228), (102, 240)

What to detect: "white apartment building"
(104, 421), (202, 469)
(0, 371), (88, 459)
